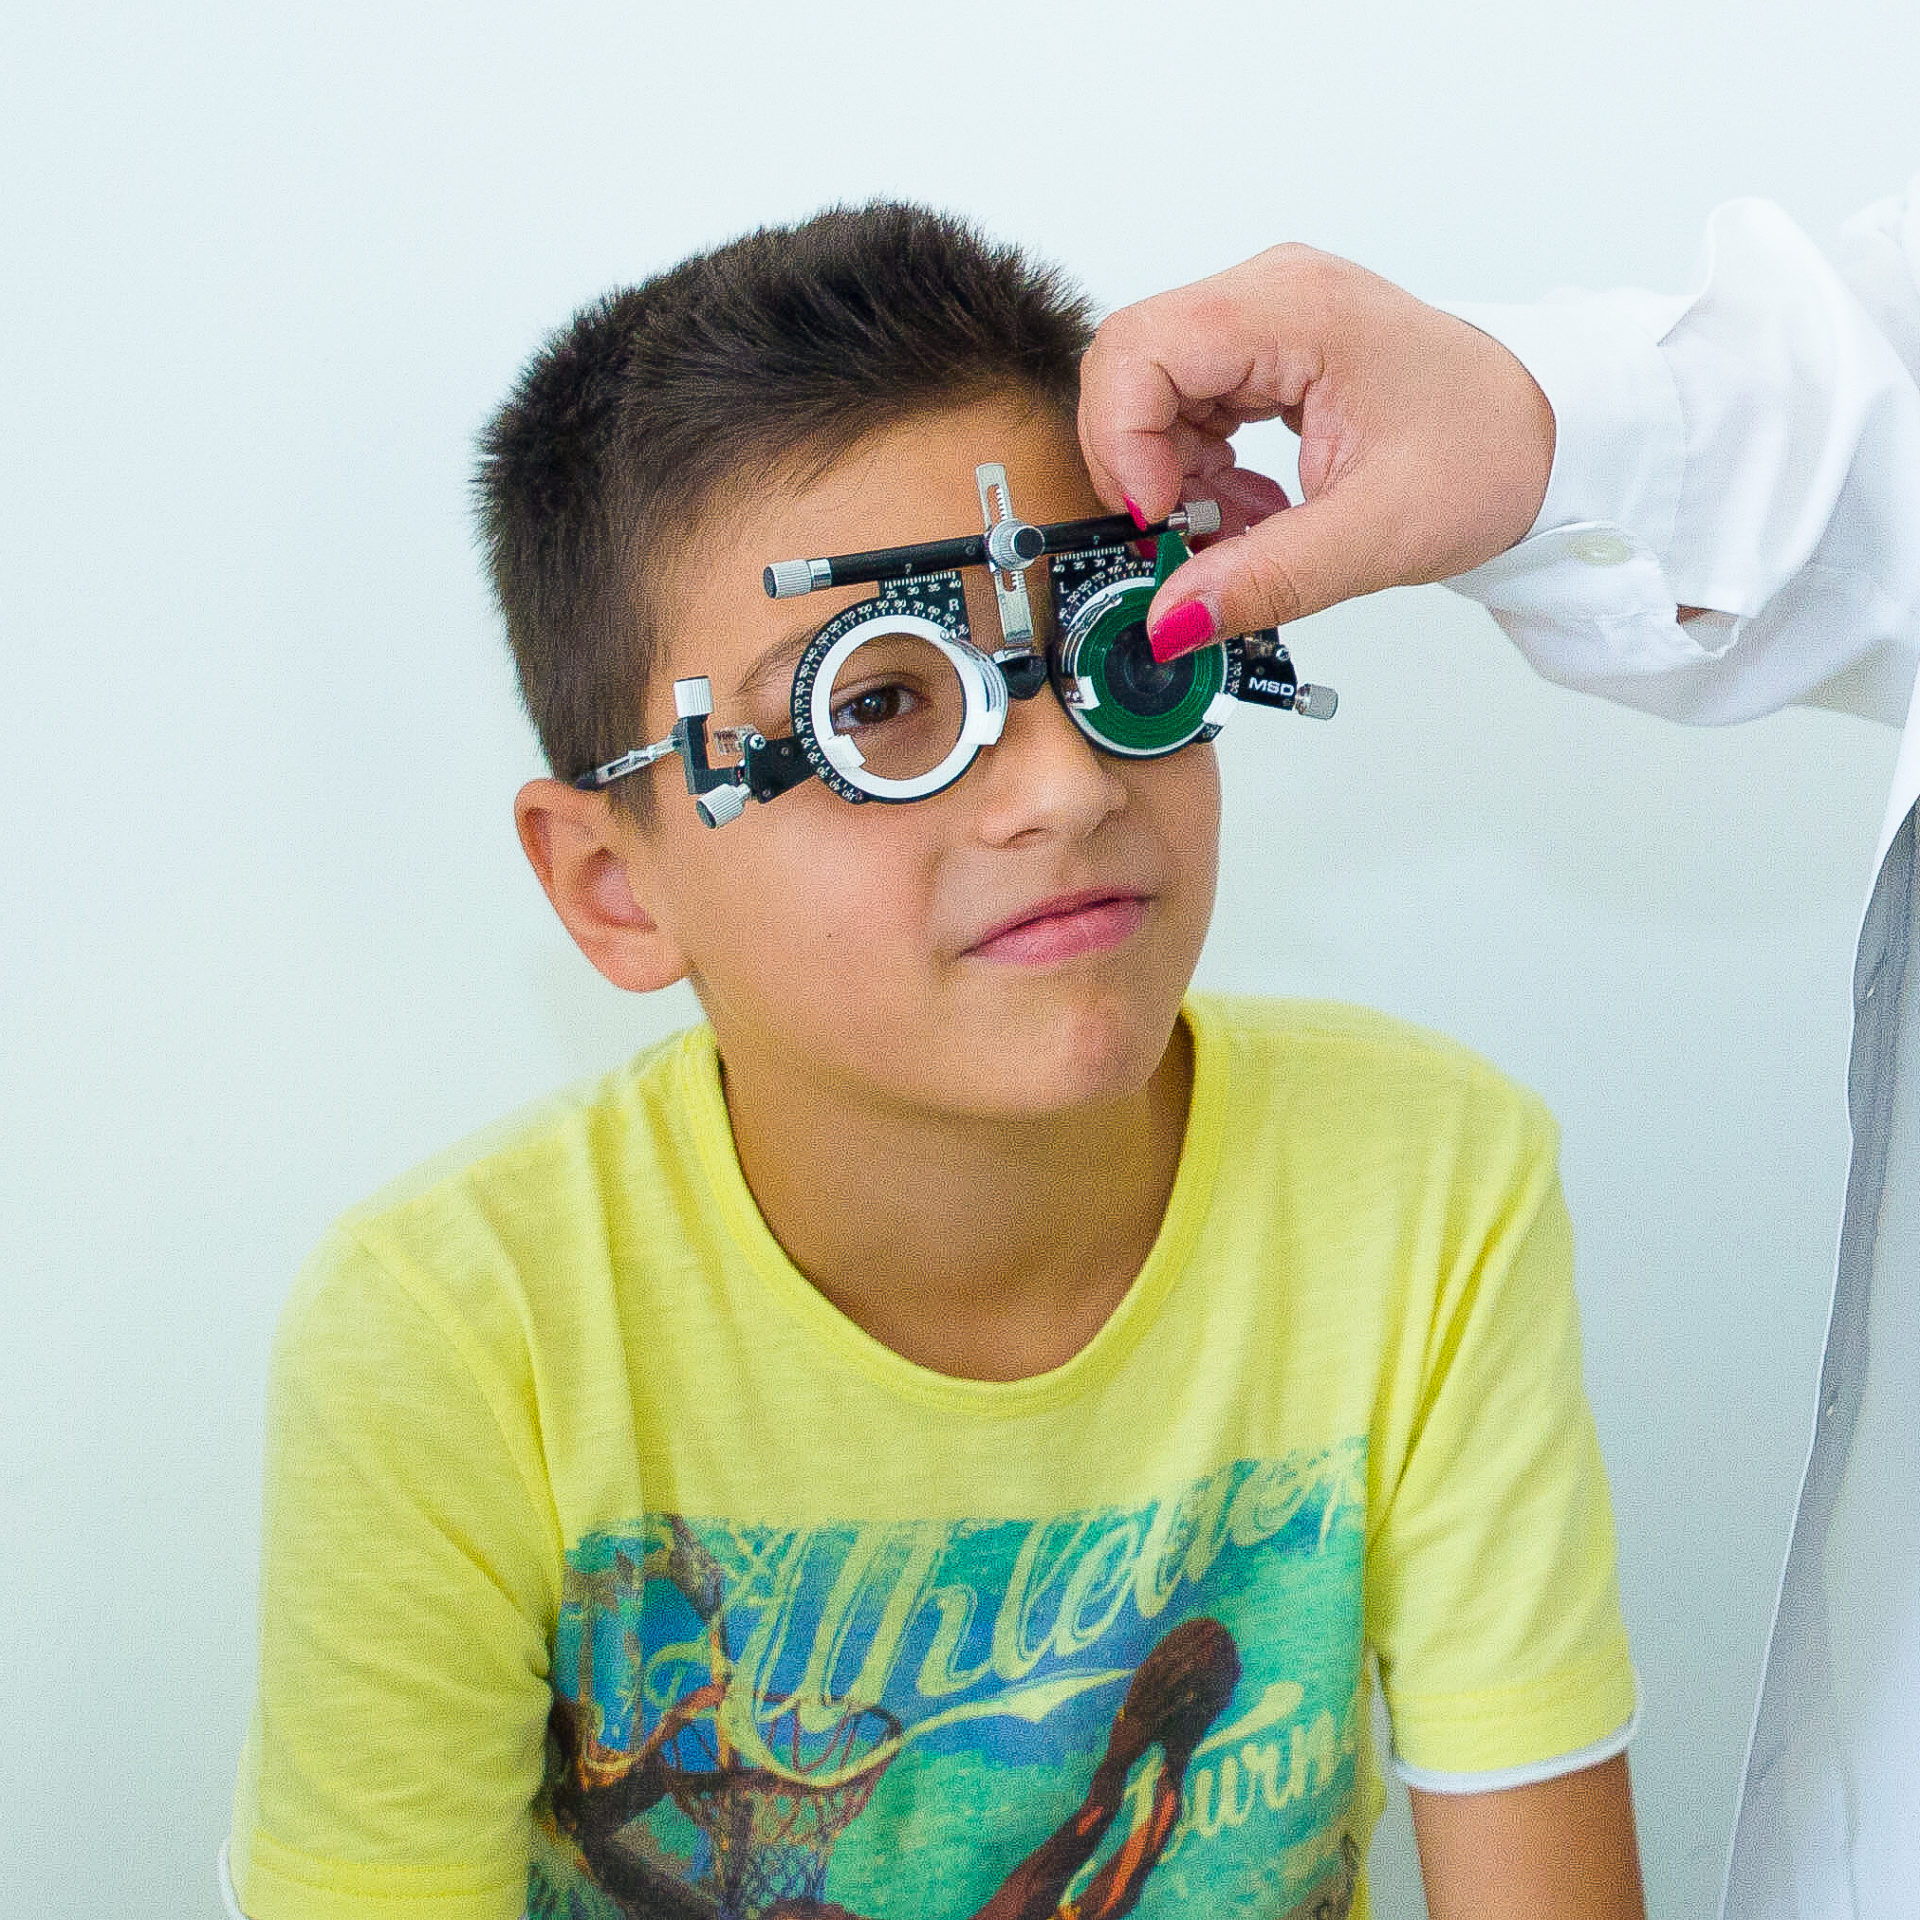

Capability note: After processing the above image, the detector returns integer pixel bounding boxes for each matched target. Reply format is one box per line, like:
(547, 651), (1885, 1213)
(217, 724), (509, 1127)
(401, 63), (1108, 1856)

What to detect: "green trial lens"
(1048, 555), (1230, 759)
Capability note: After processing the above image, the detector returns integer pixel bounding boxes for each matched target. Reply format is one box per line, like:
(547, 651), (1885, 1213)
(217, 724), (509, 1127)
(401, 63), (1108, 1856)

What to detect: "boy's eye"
(831, 681), (922, 733)
(818, 631), (969, 781)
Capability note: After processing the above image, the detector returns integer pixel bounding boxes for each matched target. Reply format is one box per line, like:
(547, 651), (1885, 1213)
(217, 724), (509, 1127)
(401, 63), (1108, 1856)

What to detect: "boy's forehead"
(776, 399), (1097, 539)
(661, 398), (1097, 700)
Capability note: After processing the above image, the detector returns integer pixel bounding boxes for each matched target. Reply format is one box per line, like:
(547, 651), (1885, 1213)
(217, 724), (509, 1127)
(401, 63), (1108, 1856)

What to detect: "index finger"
(1075, 347), (1184, 522)
(1077, 286), (1289, 518)
(1082, 248), (1342, 510)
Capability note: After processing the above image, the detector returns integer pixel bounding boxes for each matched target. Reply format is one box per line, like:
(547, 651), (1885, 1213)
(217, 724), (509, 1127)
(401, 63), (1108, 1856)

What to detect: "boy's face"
(548, 392), (1220, 1121)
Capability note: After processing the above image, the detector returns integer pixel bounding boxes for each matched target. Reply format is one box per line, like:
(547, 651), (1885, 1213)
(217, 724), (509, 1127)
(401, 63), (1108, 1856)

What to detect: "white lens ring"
(1054, 574), (1146, 688)
(804, 611), (1006, 802)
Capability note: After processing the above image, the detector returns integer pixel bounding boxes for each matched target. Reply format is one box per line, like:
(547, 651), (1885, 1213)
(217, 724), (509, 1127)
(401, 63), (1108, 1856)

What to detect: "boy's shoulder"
(1193, 990), (1546, 1103)
(342, 1025), (704, 1228)
(1190, 991), (1557, 1174)
(286, 1026), (711, 1331)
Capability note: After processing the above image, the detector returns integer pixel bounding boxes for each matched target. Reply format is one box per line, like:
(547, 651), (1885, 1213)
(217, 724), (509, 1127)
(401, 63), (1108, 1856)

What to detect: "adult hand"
(1078, 244), (1557, 659)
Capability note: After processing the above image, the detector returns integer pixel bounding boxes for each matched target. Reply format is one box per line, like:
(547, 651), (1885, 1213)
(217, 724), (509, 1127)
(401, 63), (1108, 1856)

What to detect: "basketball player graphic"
(540, 1518), (1277, 1920)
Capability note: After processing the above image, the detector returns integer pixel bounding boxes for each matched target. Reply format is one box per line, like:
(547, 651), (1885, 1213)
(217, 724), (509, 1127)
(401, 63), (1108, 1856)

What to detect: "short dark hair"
(474, 201), (1095, 811)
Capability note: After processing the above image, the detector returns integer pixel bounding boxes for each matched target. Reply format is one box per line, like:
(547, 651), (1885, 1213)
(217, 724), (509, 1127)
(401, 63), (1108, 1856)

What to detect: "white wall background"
(2, 3), (1912, 1914)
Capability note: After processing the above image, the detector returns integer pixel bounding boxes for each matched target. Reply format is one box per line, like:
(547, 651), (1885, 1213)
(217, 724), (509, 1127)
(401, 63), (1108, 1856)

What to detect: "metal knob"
(1294, 682), (1338, 720)
(764, 558), (833, 599)
(1173, 500), (1222, 536)
(763, 560), (815, 599)
(695, 782), (748, 828)
(985, 519), (1046, 571)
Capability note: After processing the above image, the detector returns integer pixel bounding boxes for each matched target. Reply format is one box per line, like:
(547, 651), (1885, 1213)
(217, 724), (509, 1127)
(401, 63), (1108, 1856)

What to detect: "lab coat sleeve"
(1440, 185), (1920, 729)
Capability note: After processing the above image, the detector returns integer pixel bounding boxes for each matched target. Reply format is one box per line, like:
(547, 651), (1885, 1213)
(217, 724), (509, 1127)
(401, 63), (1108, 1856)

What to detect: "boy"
(226, 204), (1645, 1920)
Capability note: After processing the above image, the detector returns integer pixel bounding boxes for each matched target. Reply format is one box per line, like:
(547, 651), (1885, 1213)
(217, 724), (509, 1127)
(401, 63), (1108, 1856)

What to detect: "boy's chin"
(934, 996), (1189, 1120)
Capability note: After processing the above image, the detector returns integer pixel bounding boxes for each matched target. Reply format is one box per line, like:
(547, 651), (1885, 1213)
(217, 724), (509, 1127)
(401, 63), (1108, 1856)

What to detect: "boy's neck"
(713, 1022), (1194, 1384)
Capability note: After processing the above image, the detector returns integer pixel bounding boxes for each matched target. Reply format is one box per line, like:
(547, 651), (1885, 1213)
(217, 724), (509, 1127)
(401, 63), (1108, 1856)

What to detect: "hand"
(1078, 244), (1557, 658)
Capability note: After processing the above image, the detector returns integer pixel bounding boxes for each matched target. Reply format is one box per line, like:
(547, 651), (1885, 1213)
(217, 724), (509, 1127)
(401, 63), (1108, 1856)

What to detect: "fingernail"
(1147, 598), (1217, 663)
(1122, 494), (1149, 531)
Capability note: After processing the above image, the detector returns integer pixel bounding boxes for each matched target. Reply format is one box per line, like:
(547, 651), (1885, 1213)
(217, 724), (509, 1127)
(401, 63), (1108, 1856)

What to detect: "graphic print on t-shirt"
(531, 1444), (1367, 1920)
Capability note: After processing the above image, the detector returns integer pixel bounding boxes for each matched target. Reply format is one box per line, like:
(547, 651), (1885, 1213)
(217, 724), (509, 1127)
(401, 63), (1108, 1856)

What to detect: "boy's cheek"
(1151, 750), (1223, 896)
(680, 814), (928, 980)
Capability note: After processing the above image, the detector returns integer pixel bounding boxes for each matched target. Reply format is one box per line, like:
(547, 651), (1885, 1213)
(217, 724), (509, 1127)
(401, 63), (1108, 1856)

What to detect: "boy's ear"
(514, 779), (690, 994)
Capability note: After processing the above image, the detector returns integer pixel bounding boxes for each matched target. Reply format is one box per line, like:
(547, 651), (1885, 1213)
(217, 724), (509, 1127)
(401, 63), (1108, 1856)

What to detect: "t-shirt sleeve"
(1364, 1094), (1637, 1783)
(228, 1227), (561, 1920)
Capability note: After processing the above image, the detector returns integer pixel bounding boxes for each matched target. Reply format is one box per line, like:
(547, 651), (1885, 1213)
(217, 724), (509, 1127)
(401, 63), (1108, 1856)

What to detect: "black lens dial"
(1100, 618), (1191, 718)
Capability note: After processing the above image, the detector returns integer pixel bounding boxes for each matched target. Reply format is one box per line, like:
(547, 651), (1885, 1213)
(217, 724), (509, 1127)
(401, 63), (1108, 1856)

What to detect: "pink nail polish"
(1147, 599), (1216, 663)
(1122, 495), (1149, 531)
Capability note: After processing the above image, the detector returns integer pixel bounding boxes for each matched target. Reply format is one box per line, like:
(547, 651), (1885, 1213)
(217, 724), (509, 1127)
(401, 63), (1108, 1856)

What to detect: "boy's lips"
(964, 888), (1151, 965)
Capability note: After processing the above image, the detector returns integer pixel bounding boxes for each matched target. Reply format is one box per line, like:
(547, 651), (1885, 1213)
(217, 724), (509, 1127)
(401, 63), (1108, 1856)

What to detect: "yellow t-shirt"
(229, 995), (1634, 1920)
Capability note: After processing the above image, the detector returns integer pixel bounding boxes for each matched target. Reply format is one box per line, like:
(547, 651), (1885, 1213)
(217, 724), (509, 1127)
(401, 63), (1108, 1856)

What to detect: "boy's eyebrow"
(730, 570), (1051, 702)
(733, 613), (838, 701)
(730, 551), (1068, 700)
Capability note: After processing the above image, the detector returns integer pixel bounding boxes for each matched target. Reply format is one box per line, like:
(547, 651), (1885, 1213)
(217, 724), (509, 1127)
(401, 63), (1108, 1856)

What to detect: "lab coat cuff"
(1439, 291), (1694, 545)
(1444, 522), (1735, 680)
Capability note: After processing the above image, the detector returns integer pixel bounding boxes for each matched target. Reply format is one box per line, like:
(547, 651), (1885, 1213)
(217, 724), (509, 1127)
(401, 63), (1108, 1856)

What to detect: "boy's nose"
(967, 679), (1129, 846)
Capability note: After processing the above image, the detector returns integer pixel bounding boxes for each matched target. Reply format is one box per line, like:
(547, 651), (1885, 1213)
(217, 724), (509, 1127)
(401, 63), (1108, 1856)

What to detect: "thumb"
(1145, 492), (1392, 656)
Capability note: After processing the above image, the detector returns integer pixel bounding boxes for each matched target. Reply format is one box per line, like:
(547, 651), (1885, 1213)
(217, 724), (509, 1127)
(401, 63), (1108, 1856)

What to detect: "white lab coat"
(1445, 183), (1920, 1920)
